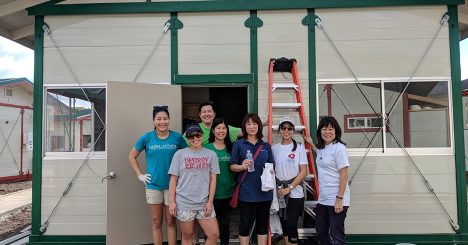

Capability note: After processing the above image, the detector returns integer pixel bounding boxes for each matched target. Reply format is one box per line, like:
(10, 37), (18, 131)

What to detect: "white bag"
(269, 213), (283, 235)
(261, 163), (275, 192)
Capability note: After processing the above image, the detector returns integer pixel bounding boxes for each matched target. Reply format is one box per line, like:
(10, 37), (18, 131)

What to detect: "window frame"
(43, 84), (107, 158)
(316, 77), (453, 155)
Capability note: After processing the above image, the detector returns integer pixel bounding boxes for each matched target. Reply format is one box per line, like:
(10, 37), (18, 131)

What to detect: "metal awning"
(0, 0), (467, 50)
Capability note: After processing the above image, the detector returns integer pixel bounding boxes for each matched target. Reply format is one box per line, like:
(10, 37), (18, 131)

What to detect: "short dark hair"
(316, 116), (346, 149)
(198, 101), (215, 113)
(209, 118), (233, 153)
(153, 106), (170, 119)
(241, 113), (263, 139)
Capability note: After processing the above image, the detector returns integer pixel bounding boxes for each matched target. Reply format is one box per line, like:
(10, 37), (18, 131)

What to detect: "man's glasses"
(187, 133), (203, 140)
(153, 105), (168, 112)
(280, 126), (294, 131)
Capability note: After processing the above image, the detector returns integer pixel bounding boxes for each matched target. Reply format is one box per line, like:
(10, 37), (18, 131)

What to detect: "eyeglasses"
(153, 105), (168, 112)
(280, 126), (294, 131)
(187, 133), (203, 140)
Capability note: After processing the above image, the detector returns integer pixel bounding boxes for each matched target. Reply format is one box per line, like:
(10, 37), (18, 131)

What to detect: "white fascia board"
(0, 0), (48, 18)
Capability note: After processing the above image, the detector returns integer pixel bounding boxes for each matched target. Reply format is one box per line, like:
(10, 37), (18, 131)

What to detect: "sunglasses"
(153, 105), (168, 112)
(187, 133), (203, 140)
(280, 126), (294, 131)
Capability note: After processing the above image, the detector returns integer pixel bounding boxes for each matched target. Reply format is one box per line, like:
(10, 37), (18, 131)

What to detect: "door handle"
(102, 171), (116, 182)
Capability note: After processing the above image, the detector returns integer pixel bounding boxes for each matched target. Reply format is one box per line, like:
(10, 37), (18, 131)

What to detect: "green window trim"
(28, 0), (464, 16)
(448, 4), (468, 234)
(32, 15), (44, 236)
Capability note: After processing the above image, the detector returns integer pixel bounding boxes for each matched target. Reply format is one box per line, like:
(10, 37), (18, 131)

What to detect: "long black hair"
(209, 118), (233, 153)
(315, 116), (346, 149)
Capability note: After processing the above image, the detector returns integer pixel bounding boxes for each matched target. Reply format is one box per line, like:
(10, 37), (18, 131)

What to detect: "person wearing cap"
(306, 116), (350, 245)
(271, 117), (308, 245)
(129, 105), (188, 245)
(168, 124), (220, 245)
(230, 113), (275, 245)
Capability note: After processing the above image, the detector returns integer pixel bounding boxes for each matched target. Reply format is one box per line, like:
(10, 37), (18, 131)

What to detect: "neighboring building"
(2, 0), (465, 244)
(0, 78), (33, 182)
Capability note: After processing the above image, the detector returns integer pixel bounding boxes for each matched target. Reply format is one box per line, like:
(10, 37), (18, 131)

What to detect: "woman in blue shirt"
(230, 113), (274, 245)
(129, 106), (187, 245)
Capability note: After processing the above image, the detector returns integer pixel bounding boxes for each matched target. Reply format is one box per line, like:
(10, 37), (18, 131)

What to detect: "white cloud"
(0, 37), (34, 82)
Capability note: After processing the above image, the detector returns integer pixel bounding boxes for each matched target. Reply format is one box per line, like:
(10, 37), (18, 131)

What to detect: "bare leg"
(239, 236), (250, 245)
(192, 223), (199, 244)
(149, 204), (164, 245)
(179, 221), (195, 245)
(165, 205), (177, 245)
(257, 234), (267, 245)
(198, 217), (219, 245)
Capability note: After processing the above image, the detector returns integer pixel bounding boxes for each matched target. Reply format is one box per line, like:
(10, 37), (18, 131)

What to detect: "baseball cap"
(185, 124), (203, 137)
(278, 116), (295, 127)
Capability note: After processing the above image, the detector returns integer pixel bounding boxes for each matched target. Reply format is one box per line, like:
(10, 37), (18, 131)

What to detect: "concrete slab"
(0, 188), (31, 216)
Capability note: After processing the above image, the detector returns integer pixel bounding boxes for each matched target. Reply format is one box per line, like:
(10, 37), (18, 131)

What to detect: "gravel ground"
(0, 181), (32, 241)
(0, 181), (32, 195)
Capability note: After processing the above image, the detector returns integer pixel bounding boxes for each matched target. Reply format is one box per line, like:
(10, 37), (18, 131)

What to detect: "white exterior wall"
(316, 6), (450, 80)
(317, 6), (456, 234)
(257, 10), (309, 141)
(41, 5), (457, 236)
(0, 86), (33, 178)
(178, 12), (250, 74)
(41, 158), (106, 235)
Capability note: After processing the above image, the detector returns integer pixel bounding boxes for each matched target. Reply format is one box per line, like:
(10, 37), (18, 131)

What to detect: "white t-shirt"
(316, 142), (350, 206)
(272, 142), (308, 198)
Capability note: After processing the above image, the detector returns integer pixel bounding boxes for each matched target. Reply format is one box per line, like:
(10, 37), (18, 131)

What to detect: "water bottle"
(246, 149), (255, 172)
(277, 186), (286, 208)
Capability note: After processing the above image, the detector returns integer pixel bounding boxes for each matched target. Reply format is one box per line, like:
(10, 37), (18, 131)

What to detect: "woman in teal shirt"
(129, 106), (187, 245)
(205, 118), (236, 245)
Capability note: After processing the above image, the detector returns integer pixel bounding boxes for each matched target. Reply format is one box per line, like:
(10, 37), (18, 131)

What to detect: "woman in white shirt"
(307, 116), (350, 245)
(272, 117), (308, 245)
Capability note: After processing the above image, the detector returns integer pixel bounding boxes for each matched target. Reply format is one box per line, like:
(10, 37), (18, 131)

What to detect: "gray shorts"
(176, 209), (216, 222)
(146, 189), (169, 205)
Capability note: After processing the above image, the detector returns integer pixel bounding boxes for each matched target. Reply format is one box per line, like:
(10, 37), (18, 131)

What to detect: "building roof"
(0, 77), (33, 93)
(0, 0), (467, 50)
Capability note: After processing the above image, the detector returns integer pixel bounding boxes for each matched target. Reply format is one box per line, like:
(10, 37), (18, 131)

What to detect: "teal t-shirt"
(205, 143), (235, 199)
(134, 130), (188, 190)
(199, 122), (241, 146)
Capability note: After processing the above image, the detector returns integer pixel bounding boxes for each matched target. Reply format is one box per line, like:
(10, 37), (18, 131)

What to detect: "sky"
(0, 36), (466, 83)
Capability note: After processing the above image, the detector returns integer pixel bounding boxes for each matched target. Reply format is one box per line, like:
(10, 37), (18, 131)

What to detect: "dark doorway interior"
(182, 86), (247, 130)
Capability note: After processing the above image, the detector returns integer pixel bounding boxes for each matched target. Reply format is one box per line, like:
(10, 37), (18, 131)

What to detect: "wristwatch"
(288, 184), (294, 190)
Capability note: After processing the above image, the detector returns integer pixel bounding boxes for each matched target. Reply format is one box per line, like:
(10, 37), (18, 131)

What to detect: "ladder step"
(272, 83), (298, 90)
(304, 182), (316, 195)
(304, 174), (314, 181)
(271, 125), (305, 131)
(304, 200), (318, 208)
(298, 228), (317, 238)
(272, 102), (301, 109)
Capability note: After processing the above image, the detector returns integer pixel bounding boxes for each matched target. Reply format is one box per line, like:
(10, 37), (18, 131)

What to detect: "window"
(45, 87), (106, 152)
(318, 80), (451, 149)
(344, 114), (385, 132)
(5, 88), (12, 97)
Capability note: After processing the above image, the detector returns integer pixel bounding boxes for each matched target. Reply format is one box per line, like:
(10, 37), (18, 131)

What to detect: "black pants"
(280, 197), (304, 244)
(213, 198), (231, 245)
(315, 203), (349, 245)
(238, 200), (271, 236)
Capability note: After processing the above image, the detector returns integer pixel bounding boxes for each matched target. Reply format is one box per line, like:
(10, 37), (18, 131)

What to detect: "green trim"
(31, 15), (44, 236)
(28, 235), (105, 244)
(169, 12), (181, 84)
(28, 0), (464, 16)
(448, 4), (468, 234)
(347, 233), (468, 244)
(173, 74), (254, 84)
(245, 10), (262, 113)
(303, 9), (318, 140)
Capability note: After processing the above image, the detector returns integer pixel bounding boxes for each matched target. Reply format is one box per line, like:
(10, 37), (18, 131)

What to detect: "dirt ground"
(0, 181), (32, 241)
(0, 181), (32, 195)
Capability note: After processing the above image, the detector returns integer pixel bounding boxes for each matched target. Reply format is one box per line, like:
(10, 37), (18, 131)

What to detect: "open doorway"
(182, 86), (248, 130)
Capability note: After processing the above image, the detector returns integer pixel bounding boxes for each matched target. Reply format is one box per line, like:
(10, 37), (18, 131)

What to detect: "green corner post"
(245, 10), (262, 113)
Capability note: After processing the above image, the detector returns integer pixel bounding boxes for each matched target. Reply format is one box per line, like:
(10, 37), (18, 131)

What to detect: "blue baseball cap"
(185, 124), (203, 137)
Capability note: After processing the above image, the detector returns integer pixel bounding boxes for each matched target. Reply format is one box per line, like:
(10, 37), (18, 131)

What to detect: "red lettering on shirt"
(184, 157), (210, 169)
